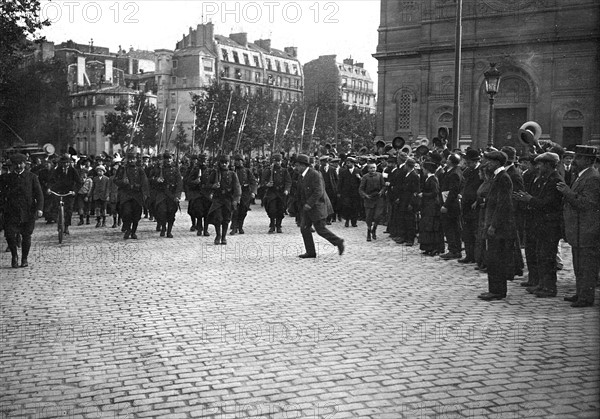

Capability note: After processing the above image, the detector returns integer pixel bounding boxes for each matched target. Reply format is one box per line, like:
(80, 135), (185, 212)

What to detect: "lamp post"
(484, 63), (501, 149)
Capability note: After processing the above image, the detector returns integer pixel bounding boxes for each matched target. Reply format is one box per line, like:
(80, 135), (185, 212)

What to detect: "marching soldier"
(231, 155), (257, 235)
(260, 153), (291, 233)
(184, 154), (212, 236)
(150, 152), (183, 238)
(359, 161), (385, 241)
(114, 152), (149, 239)
(207, 155), (241, 245)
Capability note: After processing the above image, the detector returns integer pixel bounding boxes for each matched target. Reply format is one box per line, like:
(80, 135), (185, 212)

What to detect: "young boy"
(89, 165), (111, 227)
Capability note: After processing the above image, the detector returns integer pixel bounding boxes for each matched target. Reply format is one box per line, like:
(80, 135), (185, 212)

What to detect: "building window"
(232, 51), (239, 64)
(171, 76), (177, 85)
(266, 58), (272, 70)
(276, 76), (281, 86)
(255, 72), (261, 83)
(244, 70), (250, 80)
(243, 53), (250, 66)
(397, 93), (411, 130)
(254, 56), (260, 67)
(292, 64), (298, 75)
(352, 80), (356, 89)
(171, 93), (176, 104)
(221, 49), (229, 62)
(294, 79), (299, 89)
(283, 77), (290, 88)
(182, 77), (187, 88)
(278, 91), (282, 101)
(203, 58), (213, 72)
(359, 81), (363, 90)
(284, 62), (290, 73)
(173, 60), (178, 69)
(286, 92), (291, 102)
(235, 68), (242, 79)
(171, 108), (176, 120)
(221, 66), (229, 78)
(343, 92), (349, 101)
(275, 60), (281, 72)
(268, 74), (274, 85)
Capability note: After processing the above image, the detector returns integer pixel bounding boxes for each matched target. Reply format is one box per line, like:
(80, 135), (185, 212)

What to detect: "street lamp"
(484, 63), (501, 149)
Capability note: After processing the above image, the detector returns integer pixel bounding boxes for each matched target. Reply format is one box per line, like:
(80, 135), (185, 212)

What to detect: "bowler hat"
(422, 161), (438, 173)
(484, 151), (508, 165)
(233, 154), (244, 161)
(296, 154), (310, 165)
(465, 148), (481, 161)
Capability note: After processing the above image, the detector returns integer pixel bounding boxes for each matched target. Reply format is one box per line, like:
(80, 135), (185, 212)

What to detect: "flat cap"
(534, 152), (559, 164)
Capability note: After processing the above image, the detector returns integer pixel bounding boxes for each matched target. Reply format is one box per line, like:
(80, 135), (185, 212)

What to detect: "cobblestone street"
(1, 201), (599, 418)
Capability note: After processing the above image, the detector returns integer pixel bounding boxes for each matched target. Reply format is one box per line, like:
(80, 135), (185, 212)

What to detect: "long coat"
(114, 165), (150, 208)
(337, 167), (361, 201)
(562, 167), (600, 247)
(0, 170), (44, 225)
(484, 170), (516, 240)
(298, 168), (333, 222)
(439, 166), (464, 215)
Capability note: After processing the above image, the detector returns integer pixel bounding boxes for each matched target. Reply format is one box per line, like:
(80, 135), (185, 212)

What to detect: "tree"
(0, 58), (72, 150)
(102, 92), (159, 151)
(102, 99), (133, 147)
(174, 122), (188, 154)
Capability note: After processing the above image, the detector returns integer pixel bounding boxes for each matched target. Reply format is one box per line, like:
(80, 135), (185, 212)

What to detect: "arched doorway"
(481, 75), (531, 149)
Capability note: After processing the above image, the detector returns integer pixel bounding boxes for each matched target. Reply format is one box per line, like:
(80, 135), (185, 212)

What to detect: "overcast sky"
(39, 0), (381, 90)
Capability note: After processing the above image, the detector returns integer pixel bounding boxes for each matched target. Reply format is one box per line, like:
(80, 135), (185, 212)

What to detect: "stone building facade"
(156, 23), (303, 144)
(374, 0), (600, 150)
(304, 55), (377, 114)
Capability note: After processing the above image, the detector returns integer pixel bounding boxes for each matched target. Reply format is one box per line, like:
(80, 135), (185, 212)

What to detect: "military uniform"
(114, 155), (149, 239)
(337, 159), (362, 227)
(184, 156), (213, 236)
(208, 156), (241, 245)
(260, 155), (291, 233)
(231, 156), (257, 235)
(150, 153), (183, 238)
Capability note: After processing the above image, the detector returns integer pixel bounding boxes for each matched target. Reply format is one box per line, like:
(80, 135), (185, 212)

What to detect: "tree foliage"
(190, 81), (376, 157)
(0, 0), (50, 86)
(102, 92), (159, 150)
(0, 59), (72, 150)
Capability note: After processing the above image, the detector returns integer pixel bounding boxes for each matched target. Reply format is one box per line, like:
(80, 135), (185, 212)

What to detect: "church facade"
(373, 0), (599, 150)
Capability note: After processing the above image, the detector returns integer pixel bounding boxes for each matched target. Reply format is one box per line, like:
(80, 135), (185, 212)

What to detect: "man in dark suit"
(0, 154), (44, 268)
(337, 157), (362, 227)
(560, 151), (575, 187)
(514, 152), (564, 298)
(295, 154), (345, 258)
(319, 156), (339, 224)
(439, 153), (464, 259)
(49, 155), (81, 235)
(558, 145), (600, 307)
(459, 149), (483, 263)
(260, 153), (291, 233)
(501, 146), (525, 277)
(478, 151), (516, 301)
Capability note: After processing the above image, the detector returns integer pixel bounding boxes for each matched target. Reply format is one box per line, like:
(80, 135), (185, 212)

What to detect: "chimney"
(255, 39), (271, 52)
(230, 32), (248, 47)
(196, 22), (215, 48)
(284, 47), (297, 58)
(343, 58), (354, 66)
(105, 59), (113, 84)
(77, 55), (85, 86)
(355, 62), (364, 68)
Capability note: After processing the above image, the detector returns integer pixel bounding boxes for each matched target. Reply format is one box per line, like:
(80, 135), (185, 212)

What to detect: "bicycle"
(49, 190), (75, 244)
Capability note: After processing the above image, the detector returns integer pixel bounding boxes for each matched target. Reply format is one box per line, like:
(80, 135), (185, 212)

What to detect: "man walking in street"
(260, 153), (291, 233)
(114, 152), (149, 240)
(0, 153), (44, 268)
(231, 155), (257, 235)
(295, 154), (345, 259)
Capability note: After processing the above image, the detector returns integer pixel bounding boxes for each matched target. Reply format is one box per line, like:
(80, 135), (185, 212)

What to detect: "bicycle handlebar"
(49, 190), (76, 197)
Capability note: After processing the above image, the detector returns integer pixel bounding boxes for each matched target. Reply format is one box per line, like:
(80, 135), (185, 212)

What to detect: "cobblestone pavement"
(1, 200), (599, 418)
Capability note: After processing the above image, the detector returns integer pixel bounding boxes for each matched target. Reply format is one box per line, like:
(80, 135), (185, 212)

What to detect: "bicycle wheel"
(58, 204), (64, 244)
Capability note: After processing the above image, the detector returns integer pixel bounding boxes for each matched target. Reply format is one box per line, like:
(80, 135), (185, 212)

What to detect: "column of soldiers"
(1, 143), (599, 310)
